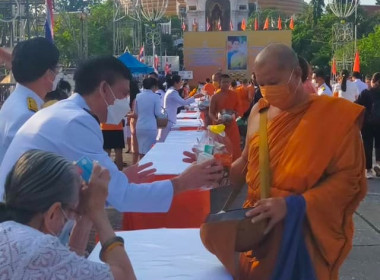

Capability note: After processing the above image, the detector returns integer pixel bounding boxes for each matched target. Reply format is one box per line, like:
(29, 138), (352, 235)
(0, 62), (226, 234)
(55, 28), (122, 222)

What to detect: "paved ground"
(340, 178), (380, 280)
(106, 151), (380, 279)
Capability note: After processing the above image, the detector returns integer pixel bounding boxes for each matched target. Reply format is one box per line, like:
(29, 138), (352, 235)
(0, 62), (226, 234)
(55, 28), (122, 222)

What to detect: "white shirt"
(163, 87), (195, 123)
(339, 80), (359, 102)
(317, 83), (333, 96)
(0, 221), (113, 280)
(353, 79), (368, 95)
(0, 84), (44, 165)
(135, 89), (165, 130)
(0, 93), (173, 212)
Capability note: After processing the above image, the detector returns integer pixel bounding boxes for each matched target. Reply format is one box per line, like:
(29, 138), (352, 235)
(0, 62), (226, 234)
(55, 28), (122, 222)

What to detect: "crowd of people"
(0, 36), (377, 279)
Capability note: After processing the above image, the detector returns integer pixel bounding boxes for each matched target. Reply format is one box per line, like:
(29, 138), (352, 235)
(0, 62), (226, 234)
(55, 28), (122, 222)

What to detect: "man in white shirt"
(0, 38), (59, 164)
(314, 69), (333, 96)
(0, 56), (223, 212)
(352, 71), (368, 95)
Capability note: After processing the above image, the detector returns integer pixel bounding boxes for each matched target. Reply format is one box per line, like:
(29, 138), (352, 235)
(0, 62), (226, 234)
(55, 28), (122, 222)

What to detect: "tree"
(311, 0), (325, 23)
(376, 0), (380, 5)
(357, 26), (380, 75)
(55, 0), (102, 12)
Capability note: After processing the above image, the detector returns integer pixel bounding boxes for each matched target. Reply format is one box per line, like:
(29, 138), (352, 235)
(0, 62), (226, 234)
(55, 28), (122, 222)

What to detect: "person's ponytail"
(0, 203), (35, 224)
(341, 70), (349, 92)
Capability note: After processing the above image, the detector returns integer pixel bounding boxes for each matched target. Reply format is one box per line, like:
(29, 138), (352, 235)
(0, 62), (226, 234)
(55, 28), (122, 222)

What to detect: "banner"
(227, 36), (247, 71)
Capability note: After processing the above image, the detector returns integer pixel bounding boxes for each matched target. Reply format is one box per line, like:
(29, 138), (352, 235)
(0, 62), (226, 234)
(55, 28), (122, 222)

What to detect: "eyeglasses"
(59, 206), (78, 222)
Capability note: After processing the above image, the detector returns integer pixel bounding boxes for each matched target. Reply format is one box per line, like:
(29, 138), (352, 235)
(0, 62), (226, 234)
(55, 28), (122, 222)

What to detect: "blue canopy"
(118, 52), (154, 74)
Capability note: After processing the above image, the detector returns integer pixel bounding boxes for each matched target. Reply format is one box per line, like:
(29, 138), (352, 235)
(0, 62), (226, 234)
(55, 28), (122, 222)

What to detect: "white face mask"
(104, 84), (131, 125)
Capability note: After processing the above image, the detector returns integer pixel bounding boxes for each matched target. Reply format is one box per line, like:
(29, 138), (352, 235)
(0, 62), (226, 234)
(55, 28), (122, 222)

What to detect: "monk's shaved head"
(254, 43), (298, 70)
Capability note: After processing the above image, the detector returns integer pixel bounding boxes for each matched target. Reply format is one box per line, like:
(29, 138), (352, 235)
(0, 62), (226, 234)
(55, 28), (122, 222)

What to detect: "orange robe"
(212, 89), (241, 160)
(240, 96), (366, 279)
(236, 85), (251, 116)
(204, 83), (216, 97)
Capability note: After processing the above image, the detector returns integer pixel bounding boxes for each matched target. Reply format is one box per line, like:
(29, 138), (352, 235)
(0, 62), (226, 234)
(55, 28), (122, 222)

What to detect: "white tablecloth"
(88, 229), (232, 280)
(176, 111), (200, 119)
(164, 130), (204, 145)
(172, 119), (203, 129)
(139, 143), (192, 175)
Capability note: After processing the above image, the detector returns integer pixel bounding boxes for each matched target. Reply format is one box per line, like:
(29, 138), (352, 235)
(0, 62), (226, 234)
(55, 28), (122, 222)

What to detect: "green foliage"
(86, 0), (113, 56)
(55, 0), (102, 12)
(311, 0), (325, 23)
(357, 25), (380, 75)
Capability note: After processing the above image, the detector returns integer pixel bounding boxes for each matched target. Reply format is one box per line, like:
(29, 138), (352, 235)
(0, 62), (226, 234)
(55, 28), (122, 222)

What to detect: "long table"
(88, 229), (232, 280)
(122, 129), (211, 230)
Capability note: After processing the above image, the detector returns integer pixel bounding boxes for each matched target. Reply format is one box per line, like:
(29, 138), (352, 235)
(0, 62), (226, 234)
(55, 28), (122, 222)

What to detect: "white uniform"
(353, 79), (368, 95)
(0, 84), (44, 165)
(157, 87), (195, 142)
(135, 89), (165, 154)
(339, 81), (359, 102)
(317, 83), (333, 96)
(0, 93), (174, 212)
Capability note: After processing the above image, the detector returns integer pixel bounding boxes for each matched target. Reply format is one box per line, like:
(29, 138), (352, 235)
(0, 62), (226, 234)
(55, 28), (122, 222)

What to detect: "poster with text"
(227, 36), (248, 70)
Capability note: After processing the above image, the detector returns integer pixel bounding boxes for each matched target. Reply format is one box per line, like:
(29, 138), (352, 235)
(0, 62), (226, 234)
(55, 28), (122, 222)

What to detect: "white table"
(164, 130), (204, 145)
(172, 119), (203, 130)
(139, 143), (192, 175)
(176, 111), (200, 119)
(88, 228), (232, 280)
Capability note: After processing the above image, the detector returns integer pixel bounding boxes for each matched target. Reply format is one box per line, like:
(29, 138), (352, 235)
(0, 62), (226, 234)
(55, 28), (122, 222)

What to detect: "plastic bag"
(194, 124), (233, 188)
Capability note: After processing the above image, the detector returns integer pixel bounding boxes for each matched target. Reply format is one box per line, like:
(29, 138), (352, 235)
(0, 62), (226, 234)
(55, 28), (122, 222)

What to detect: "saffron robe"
(211, 89), (242, 160)
(201, 95), (366, 279)
(240, 95), (366, 279)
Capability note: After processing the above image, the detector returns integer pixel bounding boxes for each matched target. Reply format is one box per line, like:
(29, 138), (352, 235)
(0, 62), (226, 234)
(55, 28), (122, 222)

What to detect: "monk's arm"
(302, 124), (367, 265)
(208, 95), (219, 123)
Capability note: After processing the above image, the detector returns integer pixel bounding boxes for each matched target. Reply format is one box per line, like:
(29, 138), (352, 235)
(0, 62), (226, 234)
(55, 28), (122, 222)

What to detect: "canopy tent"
(118, 52), (154, 74)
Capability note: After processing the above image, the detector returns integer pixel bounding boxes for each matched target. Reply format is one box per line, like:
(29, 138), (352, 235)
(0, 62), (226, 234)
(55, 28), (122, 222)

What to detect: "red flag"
(241, 18), (246, 31)
(154, 54), (159, 72)
(218, 18), (222, 31)
(353, 51), (360, 73)
(182, 21), (186, 32)
(138, 45), (144, 62)
(230, 20), (234, 31)
(277, 16), (282, 30)
(263, 17), (269, 30)
(207, 17), (211, 31)
(332, 58), (337, 75)
(289, 16), (295, 30)
(254, 18), (259, 31)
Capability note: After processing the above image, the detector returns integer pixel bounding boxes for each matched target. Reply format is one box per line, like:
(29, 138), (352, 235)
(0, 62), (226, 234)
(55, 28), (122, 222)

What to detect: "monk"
(203, 78), (215, 97)
(209, 74), (241, 160)
(200, 44), (367, 279)
(236, 79), (252, 116)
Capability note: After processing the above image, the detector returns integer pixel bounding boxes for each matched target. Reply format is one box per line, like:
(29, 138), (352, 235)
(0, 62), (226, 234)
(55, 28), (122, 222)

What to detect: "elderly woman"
(0, 150), (136, 280)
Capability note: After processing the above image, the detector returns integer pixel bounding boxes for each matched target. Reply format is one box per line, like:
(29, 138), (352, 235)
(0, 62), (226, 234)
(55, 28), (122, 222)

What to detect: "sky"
(305, 0), (376, 5)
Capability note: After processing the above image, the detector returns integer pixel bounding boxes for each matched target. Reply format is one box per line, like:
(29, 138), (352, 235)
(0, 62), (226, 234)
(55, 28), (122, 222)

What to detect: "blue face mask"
(58, 219), (75, 246)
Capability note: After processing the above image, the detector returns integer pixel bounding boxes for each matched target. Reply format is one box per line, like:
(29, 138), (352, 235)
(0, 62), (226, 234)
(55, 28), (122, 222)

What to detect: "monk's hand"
(123, 162), (157, 183)
(171, 158), (224, 194)
(245, 197), (287, 235)
(183, 148), (197, 163)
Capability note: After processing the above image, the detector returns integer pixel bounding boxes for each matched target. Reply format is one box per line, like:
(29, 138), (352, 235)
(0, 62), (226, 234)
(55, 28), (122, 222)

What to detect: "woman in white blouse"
(338, 70), (359, 102)
(0, 150), (135, 280)
(135, 77), (165, 156)
(158, 75), (202, 142)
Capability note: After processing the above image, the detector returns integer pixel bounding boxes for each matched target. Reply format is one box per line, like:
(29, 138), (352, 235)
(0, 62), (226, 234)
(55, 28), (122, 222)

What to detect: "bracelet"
(99, 236), (124, 262)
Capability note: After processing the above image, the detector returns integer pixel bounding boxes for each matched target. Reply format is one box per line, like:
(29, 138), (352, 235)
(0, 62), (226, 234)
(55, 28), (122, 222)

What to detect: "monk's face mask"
(259, 69), (301, 110)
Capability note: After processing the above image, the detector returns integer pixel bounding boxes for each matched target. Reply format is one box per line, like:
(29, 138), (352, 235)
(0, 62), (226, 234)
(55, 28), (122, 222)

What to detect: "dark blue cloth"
(44, 20), (53, 43)
(271, 195), (316, 280)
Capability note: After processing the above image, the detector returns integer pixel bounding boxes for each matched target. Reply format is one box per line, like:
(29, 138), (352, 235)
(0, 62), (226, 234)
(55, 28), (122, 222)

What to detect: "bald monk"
(200, 44), (366, 279)
(236, 79), (252, 116)
(209, 74), (241, 160)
